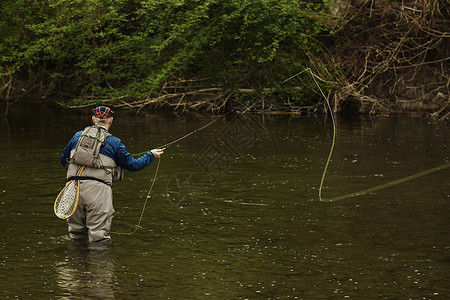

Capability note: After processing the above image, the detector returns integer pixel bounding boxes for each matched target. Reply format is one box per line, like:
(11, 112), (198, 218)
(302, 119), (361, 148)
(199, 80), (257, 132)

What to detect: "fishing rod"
(140, 68), (326, 153)
(144, 68), (325, 155)
(116, 68), (333, 235)
(114, 109), (236, 235)
(128, 69), (448, 208)
(133, 109), (235, 156)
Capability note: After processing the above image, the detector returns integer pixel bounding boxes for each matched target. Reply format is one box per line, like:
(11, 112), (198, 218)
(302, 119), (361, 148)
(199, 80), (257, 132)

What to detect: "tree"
(0, 0), (332, 111)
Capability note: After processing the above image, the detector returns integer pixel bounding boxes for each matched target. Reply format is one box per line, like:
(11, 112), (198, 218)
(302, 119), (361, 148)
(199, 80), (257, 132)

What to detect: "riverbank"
(1, 94), (448, 122)
(2, 1), (447, 121)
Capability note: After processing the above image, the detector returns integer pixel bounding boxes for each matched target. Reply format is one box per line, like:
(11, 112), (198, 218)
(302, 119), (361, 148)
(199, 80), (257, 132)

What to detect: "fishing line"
(305, 68), (336, 202)
(114, 110), (234, 235)
(112, 157), (161, 235)
(308, 68), (450, 202)
(120, 67), (449, 232)
(244, 67), (336, 202)
(320, 162), (450, 202)
(133, 109), (235, 156)
(115, 70), (308, 234)
(117, 68), (334, 234)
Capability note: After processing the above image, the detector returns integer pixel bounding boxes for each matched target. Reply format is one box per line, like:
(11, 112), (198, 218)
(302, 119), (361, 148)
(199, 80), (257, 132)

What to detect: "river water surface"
(0, 105), (449, 299)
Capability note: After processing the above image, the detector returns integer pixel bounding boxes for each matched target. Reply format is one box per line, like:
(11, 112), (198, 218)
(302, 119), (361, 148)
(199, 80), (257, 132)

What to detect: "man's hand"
(151, 148), (165, 158)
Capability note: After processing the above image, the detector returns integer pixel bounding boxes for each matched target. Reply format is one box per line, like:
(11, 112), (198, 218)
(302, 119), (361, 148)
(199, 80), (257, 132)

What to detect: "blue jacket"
(61, 127), (154, 172)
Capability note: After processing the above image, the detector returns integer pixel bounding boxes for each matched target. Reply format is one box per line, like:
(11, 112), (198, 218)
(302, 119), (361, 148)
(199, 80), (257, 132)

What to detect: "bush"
(0, 0), (332, 107)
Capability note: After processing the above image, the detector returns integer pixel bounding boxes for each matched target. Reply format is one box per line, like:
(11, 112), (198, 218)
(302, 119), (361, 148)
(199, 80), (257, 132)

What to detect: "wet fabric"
(61, 126), (155, 242)
(67, 180), (114, 242)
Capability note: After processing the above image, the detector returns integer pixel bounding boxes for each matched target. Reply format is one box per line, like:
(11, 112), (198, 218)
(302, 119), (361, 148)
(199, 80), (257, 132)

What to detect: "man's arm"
(60, 131), (82, 167)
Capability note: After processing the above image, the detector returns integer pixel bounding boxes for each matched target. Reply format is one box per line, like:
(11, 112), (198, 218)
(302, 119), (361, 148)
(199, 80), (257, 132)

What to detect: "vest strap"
(68, 176), (111, 186)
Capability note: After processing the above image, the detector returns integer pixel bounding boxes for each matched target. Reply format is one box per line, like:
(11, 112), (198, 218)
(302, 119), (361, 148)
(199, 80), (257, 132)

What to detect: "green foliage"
(0, 0), (332, 105)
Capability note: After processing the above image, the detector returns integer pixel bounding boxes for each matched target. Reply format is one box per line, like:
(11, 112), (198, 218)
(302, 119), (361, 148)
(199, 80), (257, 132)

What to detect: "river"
(0, 104), (449, 299)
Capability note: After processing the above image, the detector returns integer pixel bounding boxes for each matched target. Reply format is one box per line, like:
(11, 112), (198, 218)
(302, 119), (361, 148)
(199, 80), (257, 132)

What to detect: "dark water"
(0, 105), (449, 299)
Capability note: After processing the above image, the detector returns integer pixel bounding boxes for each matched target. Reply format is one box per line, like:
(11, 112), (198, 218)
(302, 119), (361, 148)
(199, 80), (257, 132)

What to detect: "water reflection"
(56, 241), (116, 299)
(1, 105), (449, 299)
(165, 113), (266, 208)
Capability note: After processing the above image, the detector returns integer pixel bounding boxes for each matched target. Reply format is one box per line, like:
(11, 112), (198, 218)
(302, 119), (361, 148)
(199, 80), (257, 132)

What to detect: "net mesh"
(54, 180), (79, 219)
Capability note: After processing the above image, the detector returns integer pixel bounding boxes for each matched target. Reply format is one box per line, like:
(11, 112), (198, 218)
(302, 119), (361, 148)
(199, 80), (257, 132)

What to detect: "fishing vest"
(66, 125), (123, 185)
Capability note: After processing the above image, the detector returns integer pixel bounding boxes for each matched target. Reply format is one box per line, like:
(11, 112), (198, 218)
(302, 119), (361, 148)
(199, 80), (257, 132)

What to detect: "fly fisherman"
(60, 106), (164, 242)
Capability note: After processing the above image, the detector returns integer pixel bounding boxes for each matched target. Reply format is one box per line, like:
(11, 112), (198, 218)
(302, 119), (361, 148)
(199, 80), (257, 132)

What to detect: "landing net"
(54, 180), (80, 219)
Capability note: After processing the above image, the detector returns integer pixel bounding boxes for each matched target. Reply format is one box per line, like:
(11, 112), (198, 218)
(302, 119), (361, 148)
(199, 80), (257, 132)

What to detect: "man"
(60, 106), (164, 242)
